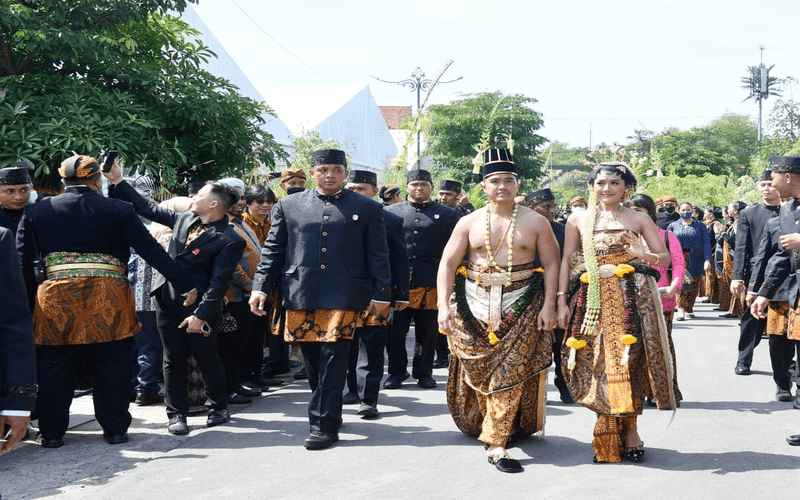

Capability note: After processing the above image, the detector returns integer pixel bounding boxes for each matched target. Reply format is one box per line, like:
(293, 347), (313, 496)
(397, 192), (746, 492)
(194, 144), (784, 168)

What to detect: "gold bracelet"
(557, 291), (567, 296)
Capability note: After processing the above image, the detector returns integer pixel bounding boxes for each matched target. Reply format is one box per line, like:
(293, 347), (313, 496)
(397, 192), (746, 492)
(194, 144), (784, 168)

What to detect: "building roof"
(379, 106), (412, 130)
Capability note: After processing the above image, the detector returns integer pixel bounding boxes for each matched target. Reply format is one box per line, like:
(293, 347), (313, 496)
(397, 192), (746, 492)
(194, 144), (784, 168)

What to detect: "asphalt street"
(2, 303), (800, 500)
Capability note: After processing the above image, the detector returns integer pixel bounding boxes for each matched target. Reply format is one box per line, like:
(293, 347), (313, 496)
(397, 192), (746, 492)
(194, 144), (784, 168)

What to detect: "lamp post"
(374, 63), (462, 168)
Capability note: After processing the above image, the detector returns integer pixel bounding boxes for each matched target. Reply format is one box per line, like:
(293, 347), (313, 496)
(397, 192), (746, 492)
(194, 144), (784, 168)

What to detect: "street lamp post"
(374, 63), (462, 169)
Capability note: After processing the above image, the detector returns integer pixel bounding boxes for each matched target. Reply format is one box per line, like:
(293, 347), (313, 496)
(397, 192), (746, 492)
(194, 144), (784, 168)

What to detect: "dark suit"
(385, 201), (459, 381)
(0, 227), (35, 415)
(346, 207), (409, 405)
(0, 207), (23, 232)
(110, 181), (244, 418)
(253, 189), (391, 433)
(18, 185), (187, 439)
(750, 217), (800, 390)
(732, 204), (780, 369)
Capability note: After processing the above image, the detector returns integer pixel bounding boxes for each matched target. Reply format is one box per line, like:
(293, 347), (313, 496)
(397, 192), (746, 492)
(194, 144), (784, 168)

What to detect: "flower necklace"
(484, 202), (519, 286)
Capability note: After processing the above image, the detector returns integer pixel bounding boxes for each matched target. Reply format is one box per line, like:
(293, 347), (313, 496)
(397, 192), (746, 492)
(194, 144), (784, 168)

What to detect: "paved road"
(2, 303), (800, 499)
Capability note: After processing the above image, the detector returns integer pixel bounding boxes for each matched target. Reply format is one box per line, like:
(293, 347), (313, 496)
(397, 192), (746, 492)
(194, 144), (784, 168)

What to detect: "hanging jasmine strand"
(484, 201), (519, 286)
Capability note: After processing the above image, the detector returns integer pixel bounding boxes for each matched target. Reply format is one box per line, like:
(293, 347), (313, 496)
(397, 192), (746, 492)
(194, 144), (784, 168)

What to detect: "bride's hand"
(621, 232), (646, 259)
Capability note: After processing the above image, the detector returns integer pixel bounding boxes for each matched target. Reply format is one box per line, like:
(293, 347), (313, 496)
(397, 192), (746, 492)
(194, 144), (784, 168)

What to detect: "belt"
(466, 267), (541, 286)
(47, 263), (126, 274)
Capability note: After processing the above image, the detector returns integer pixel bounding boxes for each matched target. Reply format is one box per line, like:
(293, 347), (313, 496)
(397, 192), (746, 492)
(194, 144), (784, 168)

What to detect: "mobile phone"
(101, 150), (119, 173)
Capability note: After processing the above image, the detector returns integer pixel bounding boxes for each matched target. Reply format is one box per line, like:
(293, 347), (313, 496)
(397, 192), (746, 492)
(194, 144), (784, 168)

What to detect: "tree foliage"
(0, 0), (285, 191)
(422, 92), (546, 186)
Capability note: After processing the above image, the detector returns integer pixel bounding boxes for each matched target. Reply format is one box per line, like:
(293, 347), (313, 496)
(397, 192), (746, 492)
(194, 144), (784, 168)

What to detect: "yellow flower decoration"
(579, 272), (590, 284)
(620, 334), (638, 345)
(620, 334), (637, 365)
(613, 264), (636, 278)
(566, 337), (588, 350)
(488, 330), (500, 345)
(533, 267), (544, 273)
(456, 265), (468, 278)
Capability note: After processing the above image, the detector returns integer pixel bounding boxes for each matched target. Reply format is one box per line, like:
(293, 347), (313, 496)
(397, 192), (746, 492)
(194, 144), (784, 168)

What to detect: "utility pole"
(374, 62), (462, 169)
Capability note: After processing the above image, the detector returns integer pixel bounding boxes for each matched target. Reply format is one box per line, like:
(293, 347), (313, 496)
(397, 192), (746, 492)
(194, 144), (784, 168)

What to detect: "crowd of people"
(1, 148), (800, 474)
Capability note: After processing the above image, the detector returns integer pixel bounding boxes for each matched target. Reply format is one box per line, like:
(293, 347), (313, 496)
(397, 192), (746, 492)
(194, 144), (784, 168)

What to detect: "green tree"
(422, 91), (546, 185)
(0, 0), (285, 190)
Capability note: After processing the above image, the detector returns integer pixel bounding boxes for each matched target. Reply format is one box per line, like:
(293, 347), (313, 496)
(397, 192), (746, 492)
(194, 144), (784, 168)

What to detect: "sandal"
(624, 442), (645, 463)
(488, 454), (524, 473)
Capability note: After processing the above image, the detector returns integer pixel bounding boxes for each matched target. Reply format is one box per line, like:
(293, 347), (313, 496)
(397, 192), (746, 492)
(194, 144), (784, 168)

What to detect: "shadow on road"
(680, 399), (795, 414)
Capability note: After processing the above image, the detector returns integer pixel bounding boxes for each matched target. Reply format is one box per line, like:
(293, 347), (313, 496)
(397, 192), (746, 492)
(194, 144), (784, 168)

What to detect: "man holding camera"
(17, 154), (192, 448)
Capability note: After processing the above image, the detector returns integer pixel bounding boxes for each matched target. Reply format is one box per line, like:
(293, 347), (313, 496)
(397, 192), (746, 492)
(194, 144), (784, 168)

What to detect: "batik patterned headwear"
(58, 155), (100, 179)
(280, 168), (307, 183)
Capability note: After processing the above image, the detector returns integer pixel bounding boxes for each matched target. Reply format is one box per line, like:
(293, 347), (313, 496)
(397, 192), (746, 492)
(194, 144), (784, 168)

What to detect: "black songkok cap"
(406, 169), (432, 184)
(481, 148), (517, 178)
(0, 166), (32, 185)
(760, 169), (773, 182)
(771, 156), (800, 174)
(527, 188), (555, 205)
(379, 184), (400, 201)
(439, 179), (462, 193)
(349, 169), (377, 186)
(312, 149), (347, 167)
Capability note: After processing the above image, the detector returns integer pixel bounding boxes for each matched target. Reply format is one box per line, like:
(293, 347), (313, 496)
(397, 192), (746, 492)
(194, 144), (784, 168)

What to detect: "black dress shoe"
(40, 436), (64, 449)
(303, 431), (339, 450)
(236, 385), (262, 397)
(103, 433), (128, 445)
(167, 415), (189, 435)
(417, 376), (437, 389)
(559, 391), (575, 404)
(135, 390), (163, 406)
(777, 388), (793, 402)
(206, 409), (230, 428)
(342, 392), (360, 405)
(734, 366), (751, 375)
(293, 369), (309, 380)
(357, 404), (379, 420)
(488, 455), (523, 473)
(228, 392), (252, 404)
(383, 375), (405, 389)
(787, 434), (800, 446)
(255, 376), (285, 387)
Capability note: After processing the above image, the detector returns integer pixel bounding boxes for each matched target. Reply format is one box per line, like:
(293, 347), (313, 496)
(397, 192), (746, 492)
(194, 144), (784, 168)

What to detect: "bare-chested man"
(437, 148), (559, 473)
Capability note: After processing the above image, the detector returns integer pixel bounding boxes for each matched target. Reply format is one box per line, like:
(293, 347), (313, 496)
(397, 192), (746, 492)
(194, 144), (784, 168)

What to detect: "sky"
(191, 0), (800, 147)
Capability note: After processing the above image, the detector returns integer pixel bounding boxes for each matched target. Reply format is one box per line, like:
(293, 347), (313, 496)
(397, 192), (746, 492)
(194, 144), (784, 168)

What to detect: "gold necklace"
(484, 202), (519, 286)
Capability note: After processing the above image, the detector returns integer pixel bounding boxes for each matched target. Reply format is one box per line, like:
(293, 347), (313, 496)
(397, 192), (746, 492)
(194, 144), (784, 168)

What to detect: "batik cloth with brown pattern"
(33, 253), (140, 345)
(282, 309), (361, 342)
(767, 302), (790, 337)
(562, 233), (676, 418)
(446, 264), (551, 447)
(408, 287), (437, 310)
(784, 304), (800, 341)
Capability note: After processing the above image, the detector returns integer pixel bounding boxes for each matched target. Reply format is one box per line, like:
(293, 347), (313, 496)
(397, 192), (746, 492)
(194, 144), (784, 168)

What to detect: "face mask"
(28, 190), (38, 204)
(572, 206), (586, 214)
(680, 211), (692, 219)
(286, 187), (304, 195)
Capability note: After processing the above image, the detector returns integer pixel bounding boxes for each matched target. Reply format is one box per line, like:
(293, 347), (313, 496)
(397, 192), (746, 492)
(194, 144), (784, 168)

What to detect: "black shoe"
(719, 313), (737, 319)
(293, 369), (309, 380)
(559, 390), (575, 404)
(228, 393), (252, 404)
(735, 366), (751, 376)
(777, 388), (793, 402)
(103, 433), (128, 445)
(167, 415), (189, 436)
(236, 385), (262, 397)
(357, 404), (379, 420)
(433, 358), (449, 369)
(40, 436), (64, 448)
(624, 441), (646, 463)
(787, 434), (800, 446)
(342, 392), (360, 405)
(303, 431), (338, 450)
(383, 375), (405, 389)
(488, 455), (523, 473)
(254, 376), (285, 387)
(134, 390), (163, 406)
(645, 398), (657, 407)
(206, 409), (230, 428)
(263, 366), (291, 377)
(417, 377), (437, 389)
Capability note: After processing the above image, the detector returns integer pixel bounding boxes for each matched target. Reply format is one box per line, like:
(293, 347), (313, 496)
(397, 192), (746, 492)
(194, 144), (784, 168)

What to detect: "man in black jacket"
(343, 169), (409, 419)
(18, 155), (191, 448)
(0, 226), (36, 454)
(106, 163), (244, 436)
(250, 149), (391, 450)
(0, 161), (34, 232)
(730, 168), (781, 375)
(384, 170), (460, 389)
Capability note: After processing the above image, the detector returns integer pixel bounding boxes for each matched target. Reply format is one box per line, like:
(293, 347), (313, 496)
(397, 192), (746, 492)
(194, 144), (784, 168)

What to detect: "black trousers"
(265, 314), (290, 374)
(218, 301), (252, 393)
(36, 339), (133, 439)
(769, 335), (800, 390)
(387, 308), (437, 379)
(301, 341), (351, 433)
(435, 332), (449, 363)
(245, 315), (267, 381)
(346, 326), (388, 406)
(156, 296), (227, 417)
(552, 328), (569, 395)
(737, 307), (764, 368)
